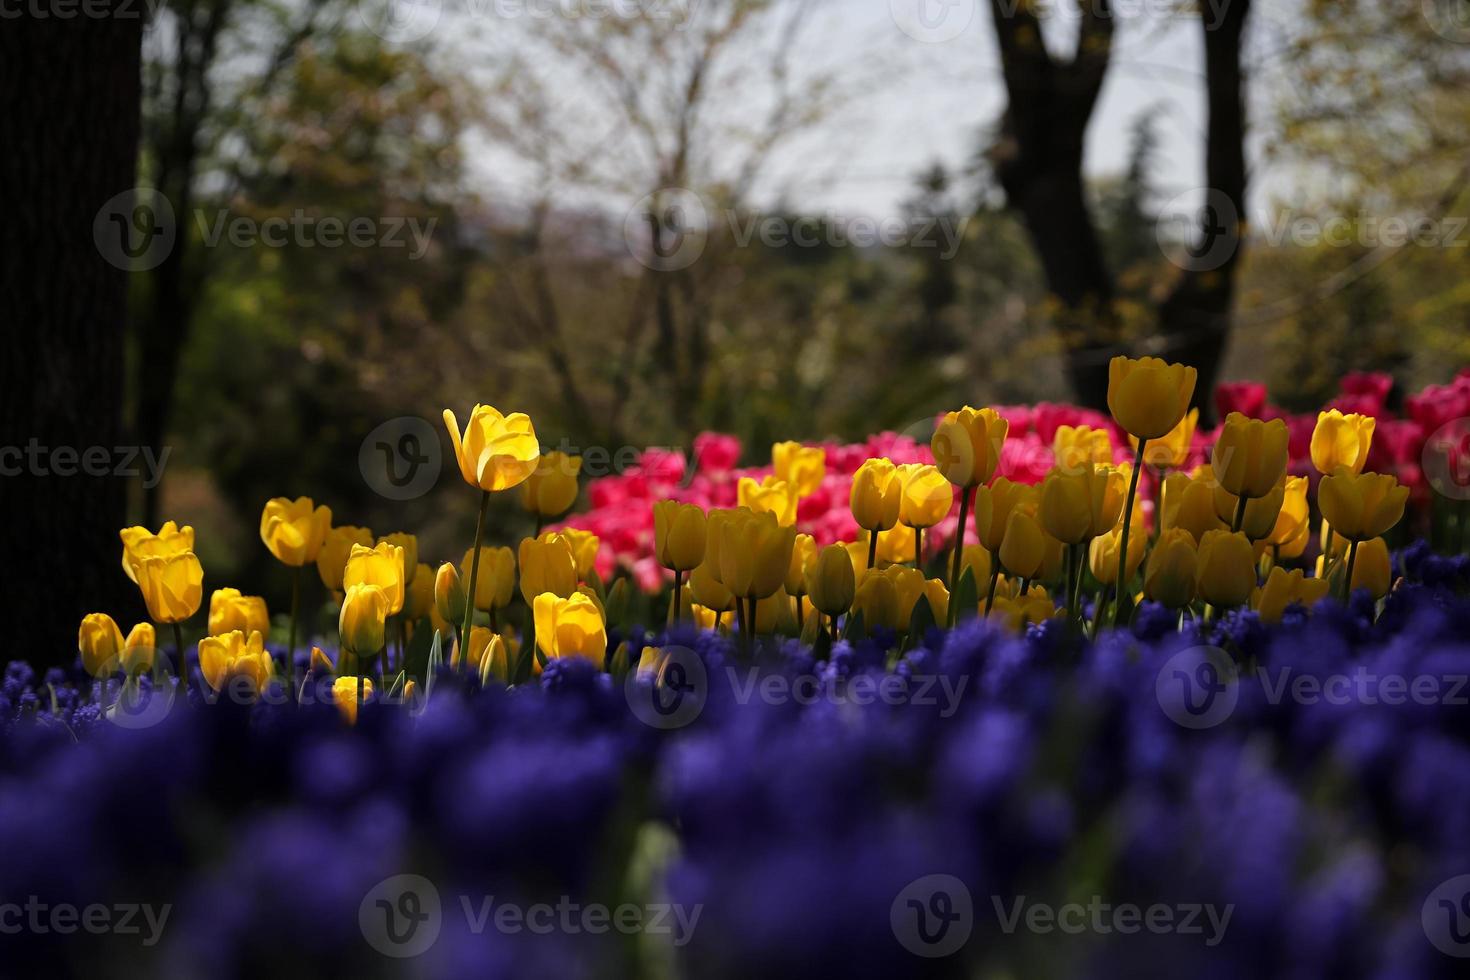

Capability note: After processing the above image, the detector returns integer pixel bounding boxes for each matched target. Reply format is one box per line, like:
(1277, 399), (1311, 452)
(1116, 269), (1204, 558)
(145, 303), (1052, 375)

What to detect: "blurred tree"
(1, 9), (144, 665)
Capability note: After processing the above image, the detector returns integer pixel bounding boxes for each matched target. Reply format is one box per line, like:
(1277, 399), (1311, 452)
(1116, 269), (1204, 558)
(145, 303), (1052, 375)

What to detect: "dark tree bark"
(0, 7), (146, 666)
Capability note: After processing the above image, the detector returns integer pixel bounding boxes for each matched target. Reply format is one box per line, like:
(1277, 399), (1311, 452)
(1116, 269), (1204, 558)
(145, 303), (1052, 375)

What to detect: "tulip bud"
(520, 452), (582, 518)
(78, 613), (125, 678)
(1310, 410), (1375, 476)
(1144, 529), (1198, 609)
(850, 458), (903, 532)
(435, 562), (467, 626)
(805, 544), (856, 618)
(654, 501), (708, 571)
(1107, 355), (1197, 440)
(1348, 537), (1392, 598)
(786, 534), (816, 597)
(339, 583), (388, 658)
(479, 633), (510, 685)
(121, 622), (156, 674)
(1211, 413), (1290, 499)
(1195, 530), (1257, 607)
(1088, 524), (1145, 587)
(331, 676), (372, 725)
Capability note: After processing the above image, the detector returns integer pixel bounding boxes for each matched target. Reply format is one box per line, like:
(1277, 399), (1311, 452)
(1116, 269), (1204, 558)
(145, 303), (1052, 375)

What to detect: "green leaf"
(952, 566), (979, 623)
(605, 578), (630, 631)
(425, 630), (443, 702)
(907, 592), (936, 638)
(843, 608), (866, 644)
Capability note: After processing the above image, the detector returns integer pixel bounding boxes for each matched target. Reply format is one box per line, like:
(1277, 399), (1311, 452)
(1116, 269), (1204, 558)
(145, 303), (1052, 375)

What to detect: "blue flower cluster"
(3, 553), (1470, 979)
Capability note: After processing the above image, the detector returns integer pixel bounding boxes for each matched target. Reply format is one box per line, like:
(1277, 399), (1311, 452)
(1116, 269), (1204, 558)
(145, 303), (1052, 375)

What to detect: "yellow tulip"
(1134, 408), (1198, 470)
(344, 542), (405, 616)
(1318, 469), (1409, 542)
(197, 629), (274, 694)
(1310, 410), (1375, 476)
(317, 525), (373, 592)
(786, 533), (817, 597)
(208, 588), (270, 638)
(772, 441), (826, 497)
(851, 458), (903, 534)
(880, 565), (949, 625)
(78, 613), (125, 677)
(1252, 567), (1330, 624)
(998, 510), (1047, 580)
(556, 528), (601, 580)
(1195, 530), (1257, 607)
(654, 501), (708, 571)
(331, 675), (373, 725)
(689, 559), (735, 614)
(1320, 520), (1351, 559)
(753, 589), (798, 634)
(378, 532), (419, 587)
(1212, 413), (1290, 500)
(464, 546), (517, 611)
(738, 476), (798, 526)
(1264, 476), (1310, 549)
(960, 545), (991, 587)
(1107, 355), (1197, 440)
(1052, 424), (1113, 474)
(972, 478), (1036, 552)
(1144, 529), (1197, 608)
(533, 592), (607, 668)
(458, 625), (500, 677)
(122, 623), (156, 674)
(875, 525), (916, 565)
(1347, 536), (1392, 598)
(406, 563), (435, 622)
(1213, 478), (1286, 542)
(717, 509), (796, 600)
(435, 562), (468, 625)
(1089, 524), (1146, 587)
(135, 551), (204, 624)
(989, 585), (1059, 631)
(1278, 519), (1310, 561)
(1161, 473), (1225, 543)
(517, 536), (577, 604)
(310, 646), (335, 675)
(339, 583), (388, 658)
(479, 633), (511, 685)
(852, 571), (902, 631)
(931, 406), (1008, 488)
(259, 497), (332, 566)
(442, 404), (541, 492)
(519, 452), (581, 517)
(805, 543), (856, 617)
(1038, 464), (1126, 545)
(897, 463), (952, 529)
(119, 521), (194, 583)
(691, 604), (721, 631)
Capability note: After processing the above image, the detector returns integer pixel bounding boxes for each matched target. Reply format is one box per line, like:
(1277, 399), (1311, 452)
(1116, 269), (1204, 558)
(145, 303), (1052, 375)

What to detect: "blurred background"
(3, 0), (1469, 658)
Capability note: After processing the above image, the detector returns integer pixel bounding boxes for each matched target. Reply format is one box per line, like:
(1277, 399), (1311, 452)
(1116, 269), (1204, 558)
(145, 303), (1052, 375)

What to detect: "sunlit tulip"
(1212, 413), (1290, 501)
(1134, 408), (1198, 470)
(556, 528), (601, 580)
(1264, 476), (1310, 550)
(1195, 530), (1257, 607)
(1278, 519), (1310, 561)
(518, 536), (577, 604)
(772, 441), (826, 497)
(1213, 478), (1286, 542)
(197, 629), (274, 694)
(1252, 567), (1330, 624)
(654, 501), (708, 571)
(805, 543), (856, 618)
(897, 463), (952, 529)
(718, 509), (796, 600)
(135, 551), (204, 624)
(1089, 525), (1146, 587)
(1161, 473), (1224, 543)
(520, 452), (581, 518)
(1347, 536), (1392, 598)
(1144, 529), (1197, 609)
(378, 532), (418, 587)
(259, 497), (332, 566)
(786, 534), (817, 598)
(331, 675), (373, 725)
(998, 510), (1047, 580)
(690, 559), (735, 614)
(931, 406), (1008, 488)
(121, 623), (156, 674)
(435, 562), (467, 625)
(1107, 356), (1197, 440)
(1052, 424), (1112, 474)
(875, 525), (916, 565)
(119, 521), (194, 583)
(1038, 464), (1126, 545)
(442, 404), (541, 492)
(339, 583), (388, 658)
(1318, 470), (1409, 542)
(973, 478), (1036, 552)
(850, 458), (903, 534)
(208, 588), (269, 638)
(317, 525), (373, 592)
(533, 592), (607, 668)
(344, 542), (405, 616)
(78, 613), (125, 677)
(1310, 410), (1375, 476)
(852, 571), (902, 631)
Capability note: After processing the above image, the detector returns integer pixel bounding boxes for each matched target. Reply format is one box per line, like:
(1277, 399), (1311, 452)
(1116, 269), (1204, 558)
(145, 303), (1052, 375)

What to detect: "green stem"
(913, 526), (923, 570)
(949, 485), (971, 593)
(1112, 439), (1146, 627)
(668, 570), (683, 625)
(172, 622), (186, 698)
(1064, 545), (1077, 625)
(1342, 538), (1360, 603)
(460, 489), (491, 672)
(1090, 587), (1108, 638)
(983, 567), (1000, 616)
(866, 530), (879, 572)
(287, 564), (301, 697)
(1231, 492), (1249, 534)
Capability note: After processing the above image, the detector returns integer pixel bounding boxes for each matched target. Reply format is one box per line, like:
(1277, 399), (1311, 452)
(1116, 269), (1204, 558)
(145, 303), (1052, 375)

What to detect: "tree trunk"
(0, 9), (145, 666)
